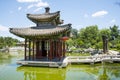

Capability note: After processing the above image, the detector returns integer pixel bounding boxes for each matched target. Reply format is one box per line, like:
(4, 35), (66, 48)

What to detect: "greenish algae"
(0, 57), (120, 80)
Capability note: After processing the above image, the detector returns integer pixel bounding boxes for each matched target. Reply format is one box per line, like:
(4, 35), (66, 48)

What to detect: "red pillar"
(63, 41), (65, 57)
(56, 40), (58, 58)
(24, 38), (27, 60)
(39, 40), (42, 58)
(59, 40), (62, 60)
(46, 40), (48, 60)
(36, 41), (40, 59)
(57, 40), (60, 59)
(32, 40), (35, 60)
(29, 40), (31, 60)
(52, 41), (54, 58)
(50, 40), (53, 60)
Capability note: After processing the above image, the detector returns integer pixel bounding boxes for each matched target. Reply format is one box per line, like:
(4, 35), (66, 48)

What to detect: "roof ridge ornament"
(45, 7), (50, 14)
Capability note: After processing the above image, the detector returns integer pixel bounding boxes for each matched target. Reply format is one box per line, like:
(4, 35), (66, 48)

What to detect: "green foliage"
(78, 25), (99, 48)
(71, 28), (78, 38)
(110, 25), (119, 40)
(66, 38), (74, 47)
(94, 41), (103, 50)
(67, 25), (120, 51)
(0, 37), (19, 49)
(99, 29), (111, 40)
(116, 43), (120, 51)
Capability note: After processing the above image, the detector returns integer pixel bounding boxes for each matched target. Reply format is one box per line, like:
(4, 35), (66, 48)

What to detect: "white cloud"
(27, 4), (34, 9)
(17, 0), (40, 3)
(35, 1), (49, 7)
(18, 7), (22, 11)
(110, 19), (116, 23)
(33, 7), (42, 12)
(0, 25), (8, 31)
(27, 1), (49, 9)
(92, 10), (108, 17)
(17, 0), (49, 12)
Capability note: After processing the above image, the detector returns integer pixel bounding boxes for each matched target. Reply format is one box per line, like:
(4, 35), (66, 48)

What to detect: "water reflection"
(17, 63), (120, 80)
(97, 63), (120, 80)
(1, 56), (120, 80)
(0, 57), (12, 65)
(67, 63), (120, 80)
(17, 66), (66, 80)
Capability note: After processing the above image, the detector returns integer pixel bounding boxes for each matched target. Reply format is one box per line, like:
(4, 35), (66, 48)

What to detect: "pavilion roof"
(27, 11), (60, 23)
(9, 24), (71, 38)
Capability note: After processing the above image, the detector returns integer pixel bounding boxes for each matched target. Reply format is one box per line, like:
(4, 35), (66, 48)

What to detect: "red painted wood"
(50, 40), (52, 60)
(59, 41), (62, 60)
(63, 41), (65, 57)
(33, 40), (34, 60)
(36, 41), (39, 59)
(60, 36), (69, 41)
(29, 40), (31, 60)
(58, 40), (60, 59)
(56, 41), (58, 58)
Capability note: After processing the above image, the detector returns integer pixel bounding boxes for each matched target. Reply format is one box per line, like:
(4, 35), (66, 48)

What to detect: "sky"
(0, 0), (120, 40)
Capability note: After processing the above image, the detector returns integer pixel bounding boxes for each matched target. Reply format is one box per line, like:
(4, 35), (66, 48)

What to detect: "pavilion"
(9, 7), (72, 65)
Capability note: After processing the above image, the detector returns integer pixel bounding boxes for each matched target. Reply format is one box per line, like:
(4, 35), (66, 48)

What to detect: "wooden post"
(29, 40), (31, 60)
(56, 40), (58, 58)
(32, 40), (34, 60)
(46, 40), (48, 60)
(50, 40), (52, 60)
(39, 40), (42, 58)
(24, 38), (27, 60)
(63, 41), (65, 57)
(36, 41), (38, 59)
(52, 41), (54, 59)
(59, 40), (62, 60)
(57, 40), (60, 59)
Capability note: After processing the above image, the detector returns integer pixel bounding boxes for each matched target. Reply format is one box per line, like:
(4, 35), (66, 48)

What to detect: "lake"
(0, 57), (120, 80)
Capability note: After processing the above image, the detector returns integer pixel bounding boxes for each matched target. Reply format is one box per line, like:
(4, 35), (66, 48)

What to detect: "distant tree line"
(66, 25), (120, 51)
(0, 37), (19, 49)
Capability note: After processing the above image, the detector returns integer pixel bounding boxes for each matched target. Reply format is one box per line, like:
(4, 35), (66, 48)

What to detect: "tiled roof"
(10, 24), (71, 38)
(27, 11), (60, 23)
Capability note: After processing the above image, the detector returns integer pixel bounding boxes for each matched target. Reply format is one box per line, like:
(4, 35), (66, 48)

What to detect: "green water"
(0, 57), (120, 80)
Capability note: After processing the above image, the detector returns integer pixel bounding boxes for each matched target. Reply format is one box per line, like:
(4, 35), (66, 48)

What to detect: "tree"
(109, 25), (120, 48)
(99, 29), (111, 39)
(0, 37), (19, 49)
(71, 28), (78, 39)
(66, 38), (74, 48)
(78, 25), (99, 48)
(110, 25), (119, 40)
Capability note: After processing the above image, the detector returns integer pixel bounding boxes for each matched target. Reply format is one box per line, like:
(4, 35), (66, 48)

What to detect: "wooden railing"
(67, 55), (120, 63)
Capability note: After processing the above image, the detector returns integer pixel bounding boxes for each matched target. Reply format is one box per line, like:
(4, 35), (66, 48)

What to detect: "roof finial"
(45, 7), (50, 13)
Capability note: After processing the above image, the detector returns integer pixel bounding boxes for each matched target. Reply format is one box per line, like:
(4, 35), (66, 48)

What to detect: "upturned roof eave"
(9, 24), (72, 39)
